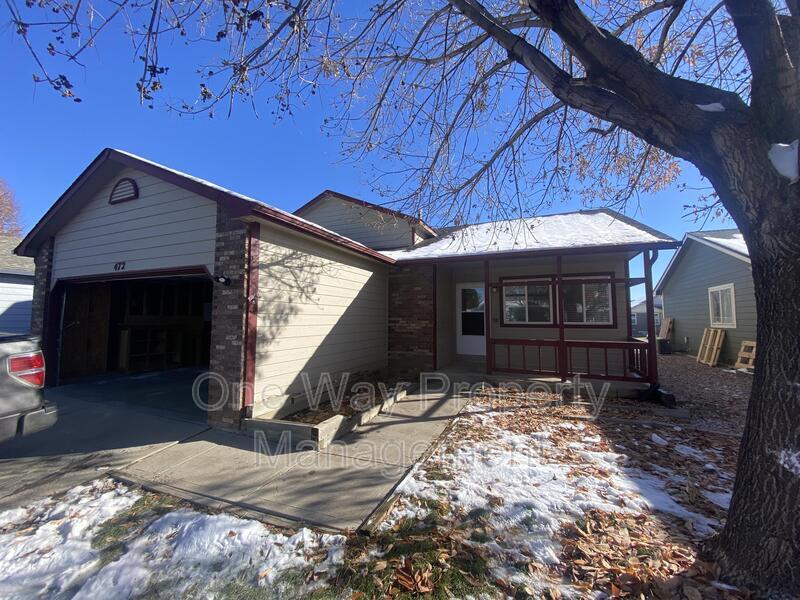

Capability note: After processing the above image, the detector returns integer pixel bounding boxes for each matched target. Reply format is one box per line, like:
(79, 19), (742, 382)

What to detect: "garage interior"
(56, 276), (213, 417)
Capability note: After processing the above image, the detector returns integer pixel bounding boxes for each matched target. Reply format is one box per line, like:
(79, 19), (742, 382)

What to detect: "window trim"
(500, 279), (554, 325)
(708, 283), (737, 328)
(497, 272), (617, 329)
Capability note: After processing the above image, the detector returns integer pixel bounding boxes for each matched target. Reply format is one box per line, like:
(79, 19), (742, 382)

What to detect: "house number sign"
(113, 261), (127, 272)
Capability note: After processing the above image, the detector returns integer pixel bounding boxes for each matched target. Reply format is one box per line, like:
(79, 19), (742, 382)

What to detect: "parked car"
(0, 334), (56, 443)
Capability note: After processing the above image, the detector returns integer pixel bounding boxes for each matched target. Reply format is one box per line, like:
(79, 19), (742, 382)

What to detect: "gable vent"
(109, 178), (139, 204)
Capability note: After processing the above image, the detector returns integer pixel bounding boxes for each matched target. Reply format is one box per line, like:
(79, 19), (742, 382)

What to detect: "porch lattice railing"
(489, 338), (650, 382)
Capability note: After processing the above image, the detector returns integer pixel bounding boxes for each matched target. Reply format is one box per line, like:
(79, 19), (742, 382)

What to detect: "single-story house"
(630, 296), (662, 338)
(0, 234), (34, 334)
(16, 148), (679, 428)
(655, 229), (754, 365)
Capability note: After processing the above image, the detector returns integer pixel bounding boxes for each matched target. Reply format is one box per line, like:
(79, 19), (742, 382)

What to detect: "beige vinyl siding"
(51, 166), (217, 284)
(253, 223), (388, 413)
(298, 194), (414, 250)
(0, 275), (33, 334)
(661, 240), (755, 364)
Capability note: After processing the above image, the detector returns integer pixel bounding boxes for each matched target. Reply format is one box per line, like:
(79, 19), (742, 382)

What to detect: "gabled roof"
(295, 190), (438, 238)
(15, 149), (394, 265)
(383, 208), (679, 262)
(0, 234), (34, 275)
(655, 228), (749, 294)
(689, 229), (749, 259)
(630, 296), (663, 311)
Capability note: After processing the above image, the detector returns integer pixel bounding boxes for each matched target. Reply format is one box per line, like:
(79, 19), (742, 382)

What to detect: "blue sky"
(2, 26), (734, 293)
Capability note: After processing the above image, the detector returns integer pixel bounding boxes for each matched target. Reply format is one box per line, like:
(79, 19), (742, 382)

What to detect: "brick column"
(388, 263), (435, 377)
(207, 205), (250, 428)
(30, 238), (54, 339)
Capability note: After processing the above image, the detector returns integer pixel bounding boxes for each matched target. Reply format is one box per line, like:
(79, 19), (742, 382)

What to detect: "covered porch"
(433, 248), (663, 386)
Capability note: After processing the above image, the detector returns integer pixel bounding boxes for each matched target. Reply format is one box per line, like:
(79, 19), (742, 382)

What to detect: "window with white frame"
(631, 313), (638, 326)
(502, 282), (553, 324)
(708, 283), (736, 328)
(563, 279), (613, 325)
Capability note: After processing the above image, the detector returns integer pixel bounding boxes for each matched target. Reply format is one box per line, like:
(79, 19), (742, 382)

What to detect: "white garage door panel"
(0, 276), (34, 334)
(52, 166), (218, 285)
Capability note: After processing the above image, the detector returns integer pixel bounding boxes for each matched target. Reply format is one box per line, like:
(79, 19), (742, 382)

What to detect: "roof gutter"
(391, 240), (682, 265)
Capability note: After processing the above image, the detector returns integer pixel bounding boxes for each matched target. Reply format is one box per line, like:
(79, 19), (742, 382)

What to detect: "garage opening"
(57, 275), (213, 417)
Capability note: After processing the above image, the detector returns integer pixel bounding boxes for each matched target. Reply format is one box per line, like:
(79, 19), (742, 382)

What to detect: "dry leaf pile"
(658, 354), (750, 436)
(559, 510), (749, 599)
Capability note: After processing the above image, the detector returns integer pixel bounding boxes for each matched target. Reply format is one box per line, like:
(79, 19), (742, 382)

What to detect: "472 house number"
(113, 261), (126, 272)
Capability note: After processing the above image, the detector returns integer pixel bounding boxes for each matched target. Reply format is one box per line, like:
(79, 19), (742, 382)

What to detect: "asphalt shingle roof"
(0, 234), (34, 275)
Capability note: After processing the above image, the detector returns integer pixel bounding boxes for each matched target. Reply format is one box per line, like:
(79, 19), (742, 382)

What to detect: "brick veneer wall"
(30, 238), (54, 340)
(207, 205), (250, 428)
(388, 263), (435, 377)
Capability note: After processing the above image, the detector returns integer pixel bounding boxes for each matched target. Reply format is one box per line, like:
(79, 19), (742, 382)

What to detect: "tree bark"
(716, 230), (800, 595)
(697, 127), (800, 595)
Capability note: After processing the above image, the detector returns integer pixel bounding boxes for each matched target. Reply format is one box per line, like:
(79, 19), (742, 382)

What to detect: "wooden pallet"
(658, 317), (673, 340)
(697, 328), (726, 366)
(735, 340), (757, 370)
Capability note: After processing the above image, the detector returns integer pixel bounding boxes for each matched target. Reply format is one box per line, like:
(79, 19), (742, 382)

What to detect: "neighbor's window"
(563, 279), (613, 325)
(503, 282), (553, 324)
(708, 283), (736, 328)
(631, 313), (638, 326)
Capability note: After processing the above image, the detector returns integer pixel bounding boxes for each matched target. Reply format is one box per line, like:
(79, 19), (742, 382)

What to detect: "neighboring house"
(655, 229), (754, 365)
(16, 148), (679, 429)
(630, 296), (662, 338)
(0, 234), (34, 334)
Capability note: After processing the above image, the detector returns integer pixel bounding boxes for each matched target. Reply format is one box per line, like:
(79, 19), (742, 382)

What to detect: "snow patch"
(75, 511), (345, 598)
(619, 471), (718, 535)
(768, 140), (799, 182)
(390, 416), (720, 579)
(778, 448), (800, 476)
(384, 210), (674, 261)
(696, 102), (725, 112)
(703, 490), (732, 509)
(650, 433), (669, 447)
(0, 479), (140, 598)
(675, 444), (706, 461)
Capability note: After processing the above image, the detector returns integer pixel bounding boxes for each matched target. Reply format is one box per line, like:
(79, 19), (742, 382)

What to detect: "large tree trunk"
(715, 227), (800, 595)
(702, 133), (800, 595)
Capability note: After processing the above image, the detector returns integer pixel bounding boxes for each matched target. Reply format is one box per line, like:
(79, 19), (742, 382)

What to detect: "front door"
(456, 283), (486, 355)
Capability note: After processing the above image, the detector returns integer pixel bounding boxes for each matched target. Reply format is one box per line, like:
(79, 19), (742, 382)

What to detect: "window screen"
(563, 280), (612, 325)
(503, 283), (552, 324)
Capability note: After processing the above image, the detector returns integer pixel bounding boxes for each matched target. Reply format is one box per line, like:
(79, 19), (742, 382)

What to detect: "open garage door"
(59, 276), (212, 380)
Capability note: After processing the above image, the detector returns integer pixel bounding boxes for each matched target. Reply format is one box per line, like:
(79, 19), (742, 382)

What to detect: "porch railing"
(489, 338), (650, 382)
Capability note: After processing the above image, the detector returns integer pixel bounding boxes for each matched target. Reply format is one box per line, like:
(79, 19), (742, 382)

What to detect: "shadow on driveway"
(0, 371), (210, 510)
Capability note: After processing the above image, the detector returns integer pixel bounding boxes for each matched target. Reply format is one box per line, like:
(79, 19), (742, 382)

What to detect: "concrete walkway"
(117, 386), (472, 531)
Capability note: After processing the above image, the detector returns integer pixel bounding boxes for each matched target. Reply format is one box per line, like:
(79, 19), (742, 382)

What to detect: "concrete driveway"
(0, 372), (210, 510)
(1, 374), (473, 532)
